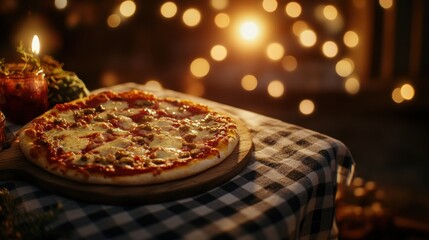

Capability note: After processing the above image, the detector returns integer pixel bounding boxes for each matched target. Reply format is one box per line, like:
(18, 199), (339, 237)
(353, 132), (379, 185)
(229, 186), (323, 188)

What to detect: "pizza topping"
(21, 90), (239, 178)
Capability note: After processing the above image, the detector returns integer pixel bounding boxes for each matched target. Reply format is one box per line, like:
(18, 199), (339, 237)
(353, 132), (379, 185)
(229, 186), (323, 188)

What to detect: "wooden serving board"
(0, 119), (253, 205)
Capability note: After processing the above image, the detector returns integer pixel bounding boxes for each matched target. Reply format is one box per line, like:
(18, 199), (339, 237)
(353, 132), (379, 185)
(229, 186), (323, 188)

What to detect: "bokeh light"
(241, 75), (258, 91)
(292, 21), (308, 36)
(322, 41), (338, 58)
(379, 0), (393, 9)
(392, 87), (404, 103)
(282, 55), (298, 72)
(190, 58), (210, 77)
(183, 8), (201, 27)
(145, 80), (163, 91)
(214, 13), (230, 28)
(345, 77), (360, 95)
(299, 29), (317, 47)
(119, 0), (136, 18)
(267, 80), (285, 98)
(239, 21), (260, 41)
(54, 0), (67, 10)
(344, 31), (359, 48)
(336, 58), (354, 77)
(299, 99), (315, 115)
(210, 45), (228, 61)
(211, 0), (229, 10)
(107, 14), (121, 28)
(266, 42), (285, 61)
(262, 0), (278, 13)
(323, 5), (338, 20)
(285, 2), (302, 18)
(400, 83), (415, 100)
(160, 2), (178, 18)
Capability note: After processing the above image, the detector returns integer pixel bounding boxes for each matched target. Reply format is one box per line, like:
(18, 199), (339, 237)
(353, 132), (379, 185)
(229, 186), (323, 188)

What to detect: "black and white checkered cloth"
(1, 83), (355, 239)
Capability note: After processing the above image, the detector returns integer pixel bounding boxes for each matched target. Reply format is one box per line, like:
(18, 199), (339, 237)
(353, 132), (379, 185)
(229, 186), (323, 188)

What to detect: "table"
(1, 82), (355, 239)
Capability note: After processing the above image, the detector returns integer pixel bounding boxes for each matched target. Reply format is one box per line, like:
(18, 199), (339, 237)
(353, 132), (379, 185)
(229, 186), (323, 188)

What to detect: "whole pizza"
(18, 90), (239, 185)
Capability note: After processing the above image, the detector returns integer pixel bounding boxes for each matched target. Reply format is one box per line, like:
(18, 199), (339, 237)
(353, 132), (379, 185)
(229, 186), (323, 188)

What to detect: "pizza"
(18, 90), (239, 185)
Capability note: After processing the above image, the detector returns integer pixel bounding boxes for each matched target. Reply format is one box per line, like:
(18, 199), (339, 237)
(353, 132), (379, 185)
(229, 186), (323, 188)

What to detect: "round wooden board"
(0, 118), (253, 205)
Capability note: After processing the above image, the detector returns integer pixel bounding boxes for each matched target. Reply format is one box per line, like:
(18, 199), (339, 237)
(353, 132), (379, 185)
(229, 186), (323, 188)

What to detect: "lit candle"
(32, 35), (40, 55)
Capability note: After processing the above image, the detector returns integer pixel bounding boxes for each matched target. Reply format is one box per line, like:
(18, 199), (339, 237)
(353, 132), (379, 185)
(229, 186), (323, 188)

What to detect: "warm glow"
(183, 8), (201, 27)
(119, 0), (136, 18)
(344, 31), (359, 48)
(210, 45), (228, 61)
(32, 35), (40, 55)
(160, 2), (177, 18)
(185, 81), (205, 96)
(345, 77), (360, 95)
(282, 55), (298, 72)
(240, 21), (260, 41)
(323, 5), (338, 20)
(292, 21), (308, 36)
(211, 0), (229, 10)
(379, 0), (393, 9)
(107, 14), (121, 28)
(299, 30), (317, 47)
(190, 58), (210, 77)
(145, 80), (163, 91)
(335, 58), (354, 77)
(392, 88), (404, 103)
(214, 13), (230, 28)
(266, 42), (284, 61)
(54, 0), (67, 10)
(285, 2), (302, 18)
(241, 75), (258, 91)
(262, 0), (278, 13)
(299, 99), (315, 115)
(400, 83), (415, 100)
(267, 80), (284, 98)
(322, 41), (338, 58)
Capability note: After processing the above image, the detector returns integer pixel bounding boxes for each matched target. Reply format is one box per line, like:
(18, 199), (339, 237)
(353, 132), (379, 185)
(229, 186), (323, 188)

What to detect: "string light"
(292, 21), (308, 36)
(145, 80), (163, 91)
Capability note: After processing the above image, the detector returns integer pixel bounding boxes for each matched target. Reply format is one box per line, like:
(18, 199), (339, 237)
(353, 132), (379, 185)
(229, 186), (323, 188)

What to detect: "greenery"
(0, 188), (64, 240)
(0, 42), (42, 75)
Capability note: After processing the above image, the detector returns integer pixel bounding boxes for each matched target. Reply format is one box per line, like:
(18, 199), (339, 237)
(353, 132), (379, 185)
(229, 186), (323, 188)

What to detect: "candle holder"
(0, 63), (49, 125)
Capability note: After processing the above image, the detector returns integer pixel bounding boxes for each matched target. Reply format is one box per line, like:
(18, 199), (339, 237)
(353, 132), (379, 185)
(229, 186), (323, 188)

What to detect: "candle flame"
(32, 35), (40, 55)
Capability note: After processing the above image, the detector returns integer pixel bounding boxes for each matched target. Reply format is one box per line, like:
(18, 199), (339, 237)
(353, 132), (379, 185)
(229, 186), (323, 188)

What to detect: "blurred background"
(1, 0), (428, 238)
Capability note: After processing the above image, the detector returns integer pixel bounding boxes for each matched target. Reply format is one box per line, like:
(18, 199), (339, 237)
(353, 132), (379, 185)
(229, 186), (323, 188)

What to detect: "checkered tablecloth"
(1, 82), (355, 240)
